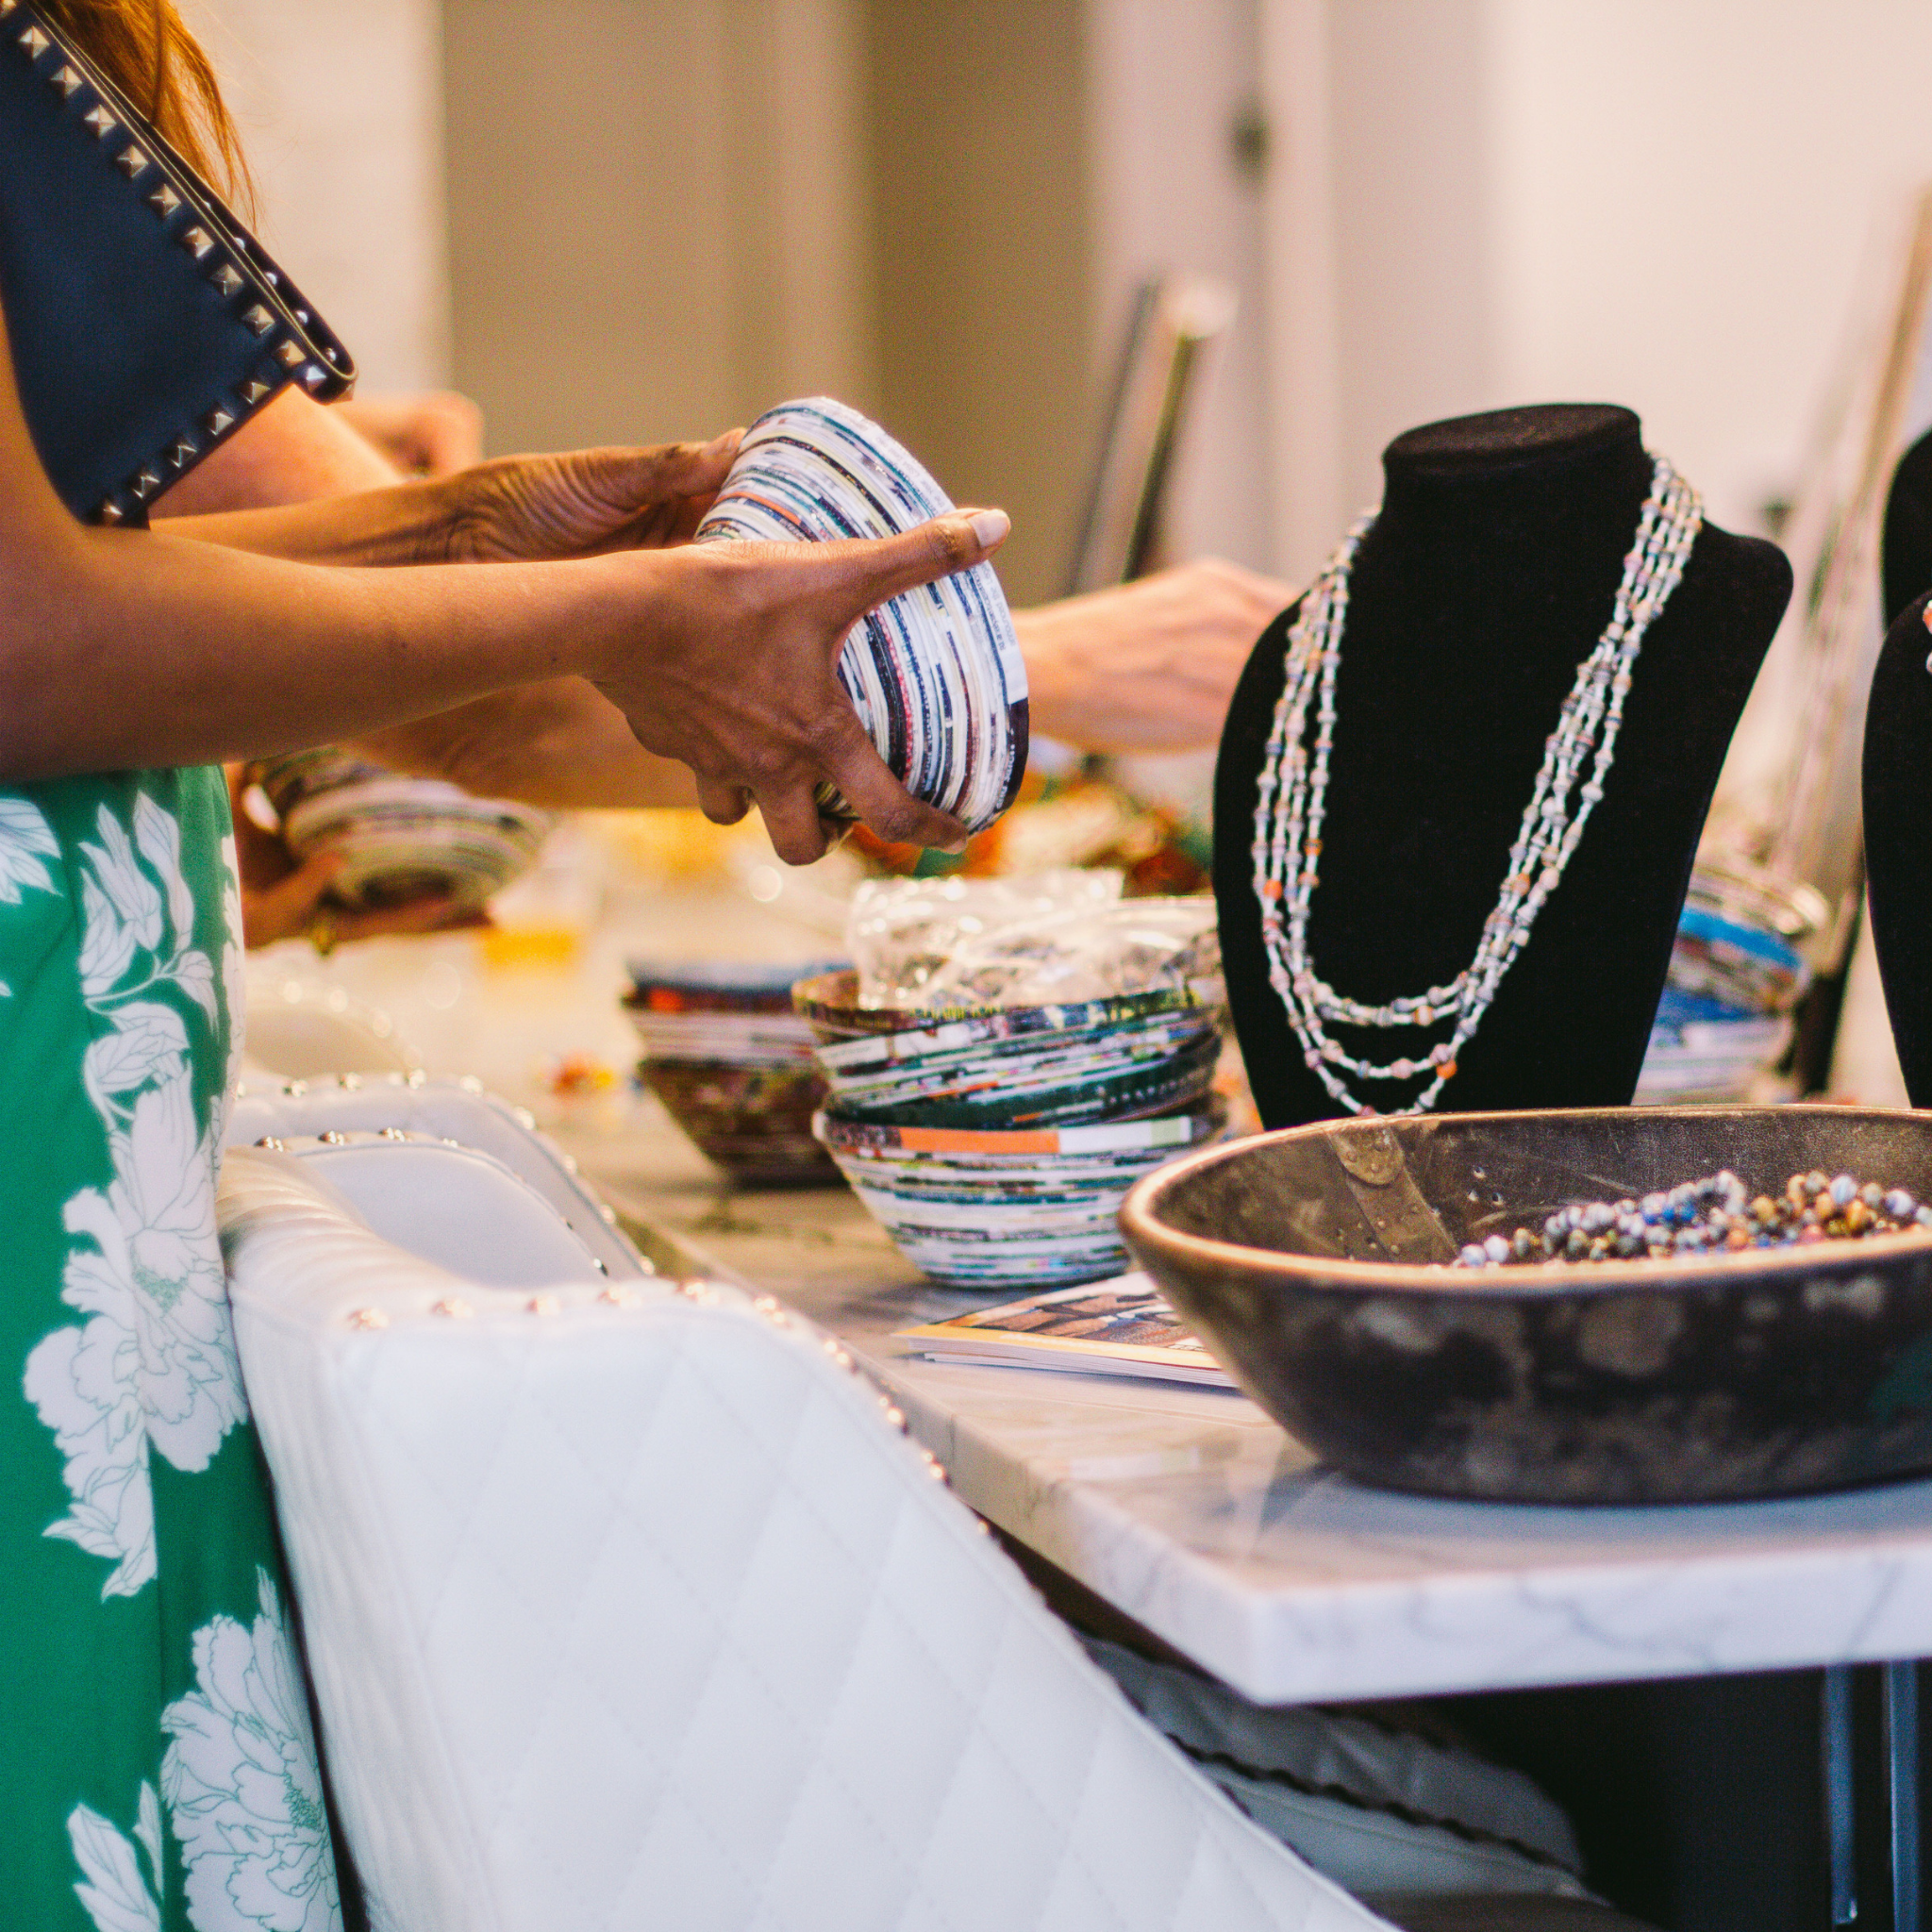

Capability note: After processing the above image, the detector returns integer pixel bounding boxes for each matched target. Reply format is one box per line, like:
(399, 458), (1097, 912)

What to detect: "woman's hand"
(1014, 558), (1296, 753)
(433, 431), (743, 561)
(162, 425), (748, 571)
(591, 510), (1010, 865)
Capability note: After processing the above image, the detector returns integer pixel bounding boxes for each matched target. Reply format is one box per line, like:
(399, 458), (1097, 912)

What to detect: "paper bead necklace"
(1251, 455), (1702, 1116)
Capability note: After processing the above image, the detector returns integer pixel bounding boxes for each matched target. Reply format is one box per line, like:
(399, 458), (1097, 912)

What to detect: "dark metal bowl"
(1120, 1106), (1932, 1504)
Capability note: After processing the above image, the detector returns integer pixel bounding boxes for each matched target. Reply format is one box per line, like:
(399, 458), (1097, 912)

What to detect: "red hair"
(41, 0), (251, 211)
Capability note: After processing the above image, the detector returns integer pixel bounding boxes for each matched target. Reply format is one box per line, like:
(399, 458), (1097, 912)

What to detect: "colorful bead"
(1454, 1169), (1930, 1268)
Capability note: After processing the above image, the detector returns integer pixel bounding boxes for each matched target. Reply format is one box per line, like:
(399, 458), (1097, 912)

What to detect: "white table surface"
(573, 1111), (1932, 1710)
(246, 889), (1932, 1712)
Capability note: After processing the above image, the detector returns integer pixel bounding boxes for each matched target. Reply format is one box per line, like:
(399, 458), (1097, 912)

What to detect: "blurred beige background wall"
(176, 0), (1932, 597)
(179, 0), (450, 391)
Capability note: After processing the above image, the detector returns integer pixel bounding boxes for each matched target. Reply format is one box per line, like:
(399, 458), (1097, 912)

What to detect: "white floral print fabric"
(4, 772), (342, 1929)
(67, 1785), (165, 1932)
(24, 799), (244, 1599)
(160, 1571), (342, 1932)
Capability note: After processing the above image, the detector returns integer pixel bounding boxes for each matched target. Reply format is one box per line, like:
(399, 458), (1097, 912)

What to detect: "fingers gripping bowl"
(693, 398), (1028, 834)
(1120, 1107), (1932, 1504)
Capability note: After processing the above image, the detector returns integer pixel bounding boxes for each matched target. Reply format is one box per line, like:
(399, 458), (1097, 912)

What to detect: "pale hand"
(1015, 558), (1297, 753)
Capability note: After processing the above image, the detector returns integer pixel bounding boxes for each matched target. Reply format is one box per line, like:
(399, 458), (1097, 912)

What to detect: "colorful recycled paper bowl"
(260, 752), (552, 911)
(641, 1060), (837, 1188)
(626, 958), (851, 1187)
(817, 1096), (1227, 1290)
(791, 969), (1219, 1133)
(694, 398), (1028, 834)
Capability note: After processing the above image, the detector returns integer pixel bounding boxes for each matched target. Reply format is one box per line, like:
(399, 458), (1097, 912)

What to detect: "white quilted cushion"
(227, 1075), (648, 1280)
(221, 1153), (1391, 1932)
(272, 1136), (611, 1291)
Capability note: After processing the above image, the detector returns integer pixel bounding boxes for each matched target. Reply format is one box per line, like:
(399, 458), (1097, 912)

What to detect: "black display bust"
(1882, 423), (1932, 625)
(1214, 404), (1792, 1128)
(1862, 590), (1932, 1104)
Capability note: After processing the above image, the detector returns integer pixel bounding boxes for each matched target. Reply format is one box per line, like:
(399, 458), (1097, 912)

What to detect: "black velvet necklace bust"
(1863, 589), (1932, 1105)
(1214, 404), (1792, 1128)
(1881, 423), (1932, 626)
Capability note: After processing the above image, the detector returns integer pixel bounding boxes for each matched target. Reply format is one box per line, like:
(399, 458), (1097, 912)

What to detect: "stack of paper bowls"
(1634, 863), (1819, 1104)
(693, 397), (1028, 832)
(257, 749), (551, 911)
(795, 969), (1225, 1289)
(626, 959), (846, 1186)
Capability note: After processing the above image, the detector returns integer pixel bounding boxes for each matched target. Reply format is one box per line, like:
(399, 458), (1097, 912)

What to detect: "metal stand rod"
(1826, 1664), (1858, 1927)
(1889, 1660), (1922, 1932)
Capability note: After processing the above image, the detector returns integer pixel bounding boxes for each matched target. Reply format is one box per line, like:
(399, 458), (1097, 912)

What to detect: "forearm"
(157, 470), (485, 568)
(355, 676), (700, 810)
(0, 519), (639, 780)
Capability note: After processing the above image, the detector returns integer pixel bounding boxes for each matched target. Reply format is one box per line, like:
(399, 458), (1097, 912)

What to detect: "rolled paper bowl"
(641, 1059), (838, 1188)
(694, 397), (1027, 834)
(790, 968), (1209, 1044)
(1120, 1105), (1932, 1505)
(819, 1095), (1227, 1291)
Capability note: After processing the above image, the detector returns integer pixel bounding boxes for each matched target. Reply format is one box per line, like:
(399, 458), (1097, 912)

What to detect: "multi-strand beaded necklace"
(1251, 456), (1702, 1117)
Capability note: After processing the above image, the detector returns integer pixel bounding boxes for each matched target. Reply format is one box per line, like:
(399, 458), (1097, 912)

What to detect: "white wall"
(1264, 0), (1932, 570)
(180, 0), (450, 392)
(1084, 0), (1274, 574)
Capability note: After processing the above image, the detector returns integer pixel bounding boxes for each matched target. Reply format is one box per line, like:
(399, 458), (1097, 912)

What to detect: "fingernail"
(939, 833), (973, 856)
(706, 427), (743, 456)
(968, 508), (1010, 549)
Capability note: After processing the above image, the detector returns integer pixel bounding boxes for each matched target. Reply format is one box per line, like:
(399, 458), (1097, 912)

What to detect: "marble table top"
(575, 1113), (1932, 1709)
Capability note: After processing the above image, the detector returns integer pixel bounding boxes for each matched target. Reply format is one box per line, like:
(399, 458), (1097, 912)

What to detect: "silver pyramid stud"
(241, 304), (274, 337)
(96, 498), (124, 526)
(114, 144), (147, 178)
(49, 63), (80, 97)
(168, 436), (197, 469)
(128, 465), (162, 500)
(210, 263), (242, 298)
(203, 408), (234, 438)
(82, 105), (115, 139)
(179, 225), (214, 261)
(146, 184), (180, 218)
(301, 363), (325, 388)
(240, 379), (272, 405)
(0, 3), (20, 20)
(275, 339), (305, 369)
(17, 25), (48, 57)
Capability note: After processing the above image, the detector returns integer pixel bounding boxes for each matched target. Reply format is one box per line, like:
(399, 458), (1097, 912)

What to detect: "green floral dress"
(0, 766), (343, 1930)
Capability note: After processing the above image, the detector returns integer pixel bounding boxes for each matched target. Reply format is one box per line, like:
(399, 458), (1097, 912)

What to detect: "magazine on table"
(896, 1273), (1236, 1389)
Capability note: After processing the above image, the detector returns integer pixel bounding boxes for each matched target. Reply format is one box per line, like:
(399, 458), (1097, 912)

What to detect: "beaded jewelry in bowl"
(1454, 1168), (1932, 1269)
(1251, 456), (1703, 1116)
